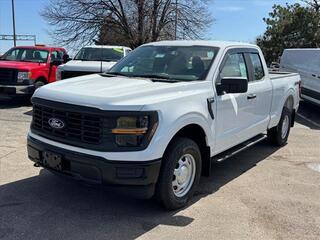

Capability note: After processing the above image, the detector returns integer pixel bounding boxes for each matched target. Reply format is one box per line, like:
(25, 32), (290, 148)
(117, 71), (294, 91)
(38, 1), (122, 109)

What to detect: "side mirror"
(63, 54), (71, 63)
(216, 77), (248, 95)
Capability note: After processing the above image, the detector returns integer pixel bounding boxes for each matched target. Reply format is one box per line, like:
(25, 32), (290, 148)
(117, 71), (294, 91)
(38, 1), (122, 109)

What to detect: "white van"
(280, 49), (320, 105)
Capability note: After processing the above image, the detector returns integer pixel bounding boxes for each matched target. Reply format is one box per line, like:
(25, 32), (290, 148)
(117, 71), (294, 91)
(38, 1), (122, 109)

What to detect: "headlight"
(111, 113), (158, 147)
(17, 71), (32, 83)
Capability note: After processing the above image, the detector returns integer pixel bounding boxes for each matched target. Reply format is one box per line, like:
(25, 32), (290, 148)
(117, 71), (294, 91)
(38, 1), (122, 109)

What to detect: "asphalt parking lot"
(0, 100), (319, 240)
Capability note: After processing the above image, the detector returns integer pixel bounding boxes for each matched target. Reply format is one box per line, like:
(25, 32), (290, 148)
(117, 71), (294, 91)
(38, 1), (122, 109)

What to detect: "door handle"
(247, 94), (257, 100)
(312, 74), (316, 77)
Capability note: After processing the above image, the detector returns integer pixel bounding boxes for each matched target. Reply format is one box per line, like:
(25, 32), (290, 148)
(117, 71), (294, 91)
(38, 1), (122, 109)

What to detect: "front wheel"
(34, 80), (45, 89)
(267, 107), (292, 146)
(155, 137), (202, 210)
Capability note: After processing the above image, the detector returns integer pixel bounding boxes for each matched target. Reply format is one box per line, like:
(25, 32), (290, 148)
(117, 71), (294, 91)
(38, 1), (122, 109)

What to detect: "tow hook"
(34, 162), (41, 167)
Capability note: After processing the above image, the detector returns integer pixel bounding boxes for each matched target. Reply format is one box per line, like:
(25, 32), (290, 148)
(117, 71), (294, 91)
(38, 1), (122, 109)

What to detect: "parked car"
(56, 45), (132, 80)
(0, 45), (69, 98)
(280, 48), (320, 106)
(27, 41), (300, 209)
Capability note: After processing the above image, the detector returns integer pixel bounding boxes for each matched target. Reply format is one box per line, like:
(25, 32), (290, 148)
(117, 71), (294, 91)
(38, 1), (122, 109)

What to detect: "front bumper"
(27, 136), (162, 198)
(0, 84), (35, 96)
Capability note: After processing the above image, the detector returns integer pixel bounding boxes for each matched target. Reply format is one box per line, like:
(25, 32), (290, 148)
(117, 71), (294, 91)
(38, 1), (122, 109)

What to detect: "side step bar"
(212, 134), (267, 163)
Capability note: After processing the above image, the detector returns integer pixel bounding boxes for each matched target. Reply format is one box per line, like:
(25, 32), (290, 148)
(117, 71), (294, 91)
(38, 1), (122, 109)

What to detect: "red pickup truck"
(0, 45), (69, 98)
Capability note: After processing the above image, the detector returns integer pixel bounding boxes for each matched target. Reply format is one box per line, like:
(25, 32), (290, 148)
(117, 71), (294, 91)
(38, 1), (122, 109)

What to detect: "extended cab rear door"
(240, 51), (273, 139)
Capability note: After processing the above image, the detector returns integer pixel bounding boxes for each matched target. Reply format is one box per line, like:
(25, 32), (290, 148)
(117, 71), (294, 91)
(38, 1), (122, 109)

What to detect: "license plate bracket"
(42, 151), (63, 171)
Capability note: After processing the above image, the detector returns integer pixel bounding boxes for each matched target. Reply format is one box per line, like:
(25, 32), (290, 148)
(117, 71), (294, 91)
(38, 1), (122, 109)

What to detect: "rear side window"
(249, 53), (265, 81)
(220, 53), (248, 79)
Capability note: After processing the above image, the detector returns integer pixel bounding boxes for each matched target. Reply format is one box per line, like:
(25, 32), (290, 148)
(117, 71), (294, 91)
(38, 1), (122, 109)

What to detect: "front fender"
(148, 110), (214, 159)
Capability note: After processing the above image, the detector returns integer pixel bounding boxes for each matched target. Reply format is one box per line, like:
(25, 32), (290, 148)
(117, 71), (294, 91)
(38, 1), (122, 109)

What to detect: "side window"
(249, 53), (265, 81)
(220, 53), (248, 79)
(50, 51), (62, 62)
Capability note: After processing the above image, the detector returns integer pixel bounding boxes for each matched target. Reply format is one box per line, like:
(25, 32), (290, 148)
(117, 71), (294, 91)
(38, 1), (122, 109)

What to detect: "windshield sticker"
(207, 51), (214, 58)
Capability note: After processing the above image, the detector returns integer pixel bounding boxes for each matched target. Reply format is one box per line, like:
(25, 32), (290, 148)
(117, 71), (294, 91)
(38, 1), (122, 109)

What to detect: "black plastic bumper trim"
(27, 136), (162, 198)
(0, 84), (35, 95)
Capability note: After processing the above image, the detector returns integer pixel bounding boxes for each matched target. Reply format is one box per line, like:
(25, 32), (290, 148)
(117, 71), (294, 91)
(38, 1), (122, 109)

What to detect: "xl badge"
(48, 118), (65, 129)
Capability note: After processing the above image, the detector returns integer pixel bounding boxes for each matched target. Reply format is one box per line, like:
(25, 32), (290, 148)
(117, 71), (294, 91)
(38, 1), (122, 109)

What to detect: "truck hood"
(0, 60), (45, 71)
(60, 60), (117, 73)
(34, 74), (209, 111)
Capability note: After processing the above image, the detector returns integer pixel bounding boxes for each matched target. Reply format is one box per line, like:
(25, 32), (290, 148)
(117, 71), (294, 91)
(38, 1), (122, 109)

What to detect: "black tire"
(155, 137), (202, 210)
(267, 107), (292, 146)
(34, 80), (45, 89)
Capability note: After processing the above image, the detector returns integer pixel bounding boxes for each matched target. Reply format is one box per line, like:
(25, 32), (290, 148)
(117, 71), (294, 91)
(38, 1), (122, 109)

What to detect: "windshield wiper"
(100, 72), (132, 77)
(74, 58), (90, 61)
(132, 74), (180, 82)
(93, 59), (118, 62)
(101, 72), (181, 82)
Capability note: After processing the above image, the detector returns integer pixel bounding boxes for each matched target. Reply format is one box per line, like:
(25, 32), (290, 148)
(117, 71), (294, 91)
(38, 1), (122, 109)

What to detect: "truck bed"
(269, 70), (299, 80)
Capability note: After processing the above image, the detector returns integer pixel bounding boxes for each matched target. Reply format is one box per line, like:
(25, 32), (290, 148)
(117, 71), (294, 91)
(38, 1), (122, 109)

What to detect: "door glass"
(220, 53), (248, 79)
(249, 53), (265, 81)
(50, 51), (63, 62)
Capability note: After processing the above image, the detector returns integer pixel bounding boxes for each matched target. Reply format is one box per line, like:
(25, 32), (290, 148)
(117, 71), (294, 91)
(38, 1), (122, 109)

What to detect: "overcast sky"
(0, 0), (300, 53)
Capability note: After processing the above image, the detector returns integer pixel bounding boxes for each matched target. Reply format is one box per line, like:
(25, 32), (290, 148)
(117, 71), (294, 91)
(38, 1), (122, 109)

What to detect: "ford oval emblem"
(48, 118), (65, 129)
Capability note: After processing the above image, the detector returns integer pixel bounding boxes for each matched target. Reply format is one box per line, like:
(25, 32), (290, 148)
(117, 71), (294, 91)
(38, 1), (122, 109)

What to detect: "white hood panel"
(34, 74), (209, 111)
(60, 60), (117, 72)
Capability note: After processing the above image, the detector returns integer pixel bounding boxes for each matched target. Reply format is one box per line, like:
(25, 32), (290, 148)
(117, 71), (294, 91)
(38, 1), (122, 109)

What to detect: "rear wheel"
(155, 137), (201, 210)
(267, 107), (292, 146)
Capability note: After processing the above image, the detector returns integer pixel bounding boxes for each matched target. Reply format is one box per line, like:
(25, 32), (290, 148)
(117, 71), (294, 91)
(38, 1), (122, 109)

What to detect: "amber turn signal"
(111, 128), (148, 135)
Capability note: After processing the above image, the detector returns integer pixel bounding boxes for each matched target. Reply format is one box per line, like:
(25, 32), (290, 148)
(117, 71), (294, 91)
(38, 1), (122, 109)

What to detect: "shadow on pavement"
(0, 98), (31, 109)
(296, 101), (320, 130)
(0, 140), (279, 240)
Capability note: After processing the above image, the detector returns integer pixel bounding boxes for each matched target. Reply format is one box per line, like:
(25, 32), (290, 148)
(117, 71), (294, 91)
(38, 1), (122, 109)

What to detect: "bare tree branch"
(42, 0), (214, 49)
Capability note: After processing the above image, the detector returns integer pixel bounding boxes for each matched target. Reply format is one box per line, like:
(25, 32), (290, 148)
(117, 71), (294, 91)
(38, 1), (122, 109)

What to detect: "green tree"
(256, 3), (320, 65)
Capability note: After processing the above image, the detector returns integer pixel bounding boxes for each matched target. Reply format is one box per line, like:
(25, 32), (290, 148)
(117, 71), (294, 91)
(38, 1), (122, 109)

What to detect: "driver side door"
(214, 49), (253, 154)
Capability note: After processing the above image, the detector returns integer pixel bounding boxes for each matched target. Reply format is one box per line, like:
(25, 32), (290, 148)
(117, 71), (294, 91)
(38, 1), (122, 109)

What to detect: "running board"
(212, 134), (267, 163)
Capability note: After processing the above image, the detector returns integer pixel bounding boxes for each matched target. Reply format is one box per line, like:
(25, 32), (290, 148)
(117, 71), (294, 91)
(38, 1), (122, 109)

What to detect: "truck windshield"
(108, 45), (219, 81)
(74, 47), (124, 62)
(1, 48), (49, 63)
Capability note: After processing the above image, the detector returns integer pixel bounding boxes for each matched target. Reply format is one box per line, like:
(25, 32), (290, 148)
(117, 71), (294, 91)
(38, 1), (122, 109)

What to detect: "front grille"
(61, 70), (96, 80)
(0, 68), (17, 84)
(31, 98), (156, 152)
(32, 105), (104, 145)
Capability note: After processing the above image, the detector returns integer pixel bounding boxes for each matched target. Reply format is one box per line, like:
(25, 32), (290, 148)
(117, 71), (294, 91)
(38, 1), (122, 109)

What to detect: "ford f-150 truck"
(27, 41), (301, 209)
(0, 45), (68, 98)
(56, 45), (131, 80)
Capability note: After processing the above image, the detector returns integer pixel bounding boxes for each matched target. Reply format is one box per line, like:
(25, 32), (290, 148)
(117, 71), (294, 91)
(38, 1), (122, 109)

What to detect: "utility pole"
(11, 0), (17, 47)
(174, 0), (178, 40)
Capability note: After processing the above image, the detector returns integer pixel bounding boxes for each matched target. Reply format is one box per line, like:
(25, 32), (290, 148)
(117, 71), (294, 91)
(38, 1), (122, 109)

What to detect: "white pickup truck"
(56, 45), (131, 80)
(27, 41), (301, 209)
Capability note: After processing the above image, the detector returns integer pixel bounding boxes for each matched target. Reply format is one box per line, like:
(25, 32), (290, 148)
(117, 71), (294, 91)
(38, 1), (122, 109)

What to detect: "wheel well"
(36, 77), (47, 84)
(284, 95), (295, 127)
(170, 124), (211, 177)
(285, 95), (294, 111)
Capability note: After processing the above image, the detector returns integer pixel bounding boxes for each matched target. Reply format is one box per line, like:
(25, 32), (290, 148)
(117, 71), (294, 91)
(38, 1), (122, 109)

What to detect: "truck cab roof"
(84, 45), (132, 50)
(13, 46), (66, 52)
(143, 40), (258, 50)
